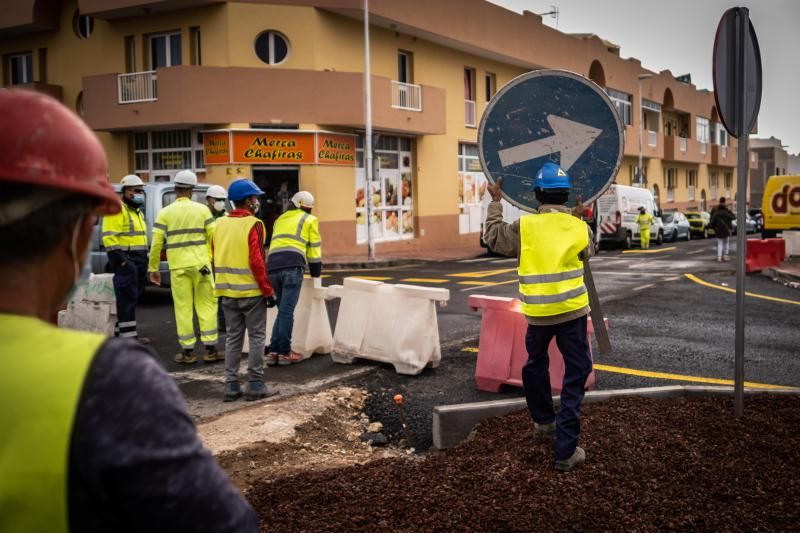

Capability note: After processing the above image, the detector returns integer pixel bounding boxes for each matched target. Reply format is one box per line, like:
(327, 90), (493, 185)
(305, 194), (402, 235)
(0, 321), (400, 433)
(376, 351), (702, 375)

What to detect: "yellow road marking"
(685, 274), (800, 306)
(622, 246), (676, 254)
(400, 278), (449, 283)
(461, 347), (479, 352)
(457, 280), (505, 286)
(303, 274), (330, 279)
(349, 275), (392, 281)
(448, 267), (516, 278)
(594, 363), (799, 390)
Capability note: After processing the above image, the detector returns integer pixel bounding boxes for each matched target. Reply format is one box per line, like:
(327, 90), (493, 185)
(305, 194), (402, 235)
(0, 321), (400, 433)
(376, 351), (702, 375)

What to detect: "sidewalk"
(764, 258), (800, 287)
(325, 245), (487, 270)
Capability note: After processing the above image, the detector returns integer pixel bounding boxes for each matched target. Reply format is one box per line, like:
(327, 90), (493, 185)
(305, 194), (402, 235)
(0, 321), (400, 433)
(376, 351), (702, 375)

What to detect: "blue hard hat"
(533, 162), (572, 191)
(227, 178), (264, 201)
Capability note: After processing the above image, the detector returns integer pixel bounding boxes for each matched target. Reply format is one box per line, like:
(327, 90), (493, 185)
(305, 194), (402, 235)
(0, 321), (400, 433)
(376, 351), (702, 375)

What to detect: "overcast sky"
(490, 0), (799, 155)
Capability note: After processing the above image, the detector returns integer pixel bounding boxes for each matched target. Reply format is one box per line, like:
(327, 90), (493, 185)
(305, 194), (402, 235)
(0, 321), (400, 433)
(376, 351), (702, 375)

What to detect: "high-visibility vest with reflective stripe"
(518, 212), (589, 317)
(213, 215), (264, 298)
(0, 314), (105, 533)
(101, 202), (148, 252)
(148, 197), (214, 272)
(268, 208), (322, 263)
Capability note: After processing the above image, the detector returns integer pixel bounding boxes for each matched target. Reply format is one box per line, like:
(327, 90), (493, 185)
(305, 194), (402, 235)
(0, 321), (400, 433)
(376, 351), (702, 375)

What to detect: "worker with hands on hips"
(636, 206), (654, 249)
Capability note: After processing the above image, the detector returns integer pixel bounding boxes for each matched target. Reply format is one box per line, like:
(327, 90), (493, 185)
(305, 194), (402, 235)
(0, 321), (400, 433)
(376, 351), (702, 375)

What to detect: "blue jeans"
(268, 267), (304, 355)
(522, 315), (592, 461)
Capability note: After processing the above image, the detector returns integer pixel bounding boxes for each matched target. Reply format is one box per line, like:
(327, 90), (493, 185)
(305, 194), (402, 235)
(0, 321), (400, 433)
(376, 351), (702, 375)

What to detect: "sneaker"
(277, 352), (303, 366)
(554, 446), (586, 472)
(723, 255), (731, 261)
(223, 382), (242, 402)
(265, 352), (279, 366)
(245, 381), (279, 401)
(717, 257), (723, 262)
(174, 350), (197, 364)
(534, 422), (556, 442)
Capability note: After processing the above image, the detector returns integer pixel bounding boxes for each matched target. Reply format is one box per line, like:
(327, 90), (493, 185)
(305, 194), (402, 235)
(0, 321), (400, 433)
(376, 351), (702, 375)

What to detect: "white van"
(596, 184), (663, 249)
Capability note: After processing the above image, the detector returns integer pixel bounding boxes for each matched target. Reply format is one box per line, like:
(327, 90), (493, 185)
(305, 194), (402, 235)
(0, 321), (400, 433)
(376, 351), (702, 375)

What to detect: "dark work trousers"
(112, 251), (148, 339)
(522, 314), (592, 461)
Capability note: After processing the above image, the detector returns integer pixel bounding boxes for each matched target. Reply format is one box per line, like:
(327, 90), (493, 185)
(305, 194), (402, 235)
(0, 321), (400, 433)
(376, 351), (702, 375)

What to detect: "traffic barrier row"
(58, 274), (117, 335)
(329, 277), (450, 375)
(780, 231), (800, 257)
(745, 238), (786, 273)
(468, 294), (599, 394)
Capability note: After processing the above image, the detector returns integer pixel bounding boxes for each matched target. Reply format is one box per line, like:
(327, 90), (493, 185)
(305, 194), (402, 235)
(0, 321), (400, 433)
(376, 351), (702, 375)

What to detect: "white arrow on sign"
(497, 114), (602, 170)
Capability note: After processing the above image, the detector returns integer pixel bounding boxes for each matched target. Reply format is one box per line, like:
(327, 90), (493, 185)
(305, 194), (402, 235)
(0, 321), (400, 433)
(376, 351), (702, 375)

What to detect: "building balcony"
(711, 144), (736, 168)
(663, 135), (712, 165)
(7, 82), (64, 102)
(83, 66), (446, 135)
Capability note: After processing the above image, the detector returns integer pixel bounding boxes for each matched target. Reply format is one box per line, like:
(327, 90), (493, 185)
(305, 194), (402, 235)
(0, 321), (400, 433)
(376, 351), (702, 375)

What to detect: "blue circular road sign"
(478, 69), (624, 211)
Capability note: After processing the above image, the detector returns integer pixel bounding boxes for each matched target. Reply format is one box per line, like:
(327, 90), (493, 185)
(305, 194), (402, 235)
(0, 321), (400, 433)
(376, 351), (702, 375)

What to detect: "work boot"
(174, 349), (197, 364)
(534, 421), (556, 442)
(265, 351), (279, 366)
(245, 381), (278, 402)
(554, 446), (586, 472)
(204, 345), (224, 363)
(223, 381), (242, 402)
(278, 352), (303, 366)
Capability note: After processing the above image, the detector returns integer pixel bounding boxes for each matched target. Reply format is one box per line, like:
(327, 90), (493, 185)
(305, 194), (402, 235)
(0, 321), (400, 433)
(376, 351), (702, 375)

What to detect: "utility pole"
(363, 0), (375, 260)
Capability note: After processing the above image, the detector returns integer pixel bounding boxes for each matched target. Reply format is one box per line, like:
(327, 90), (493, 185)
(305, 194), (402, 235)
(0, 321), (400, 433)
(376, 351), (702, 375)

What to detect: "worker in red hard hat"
(0, 90), (258, 532)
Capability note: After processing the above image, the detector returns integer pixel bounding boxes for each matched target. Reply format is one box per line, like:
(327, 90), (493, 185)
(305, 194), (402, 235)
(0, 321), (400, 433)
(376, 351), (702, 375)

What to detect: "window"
(73, 12), (94, 40)
(687, 170), (697, 200)
(8, 53), (33, 85)
(464, 68), (476, 127)
(190, 27), (202, 66)
(666, 168), (678, 202)
(606, 88), (632, 126)
(458, 143), (487, 234)
(717, 124), (728, 147)
(710, 172), (719, 200)
(485, 72), (496, 102)
(254, 31), (289, 65)
(696, 117), (710, 143)
(724, 172), (733, 191)
(150, 32), (181, 69)
(124, 36), (136, 72)
(397, 50), (412, 83)
(133, 129), (205, 180)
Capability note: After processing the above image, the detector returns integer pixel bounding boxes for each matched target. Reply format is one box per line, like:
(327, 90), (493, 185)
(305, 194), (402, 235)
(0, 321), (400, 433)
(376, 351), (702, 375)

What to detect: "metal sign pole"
(363, 0), (375, 260)
(733, 7), (749, 418)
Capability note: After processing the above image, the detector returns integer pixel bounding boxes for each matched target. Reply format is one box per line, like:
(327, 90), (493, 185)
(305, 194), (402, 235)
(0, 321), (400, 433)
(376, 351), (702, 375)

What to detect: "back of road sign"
(479, 69), (623, 212)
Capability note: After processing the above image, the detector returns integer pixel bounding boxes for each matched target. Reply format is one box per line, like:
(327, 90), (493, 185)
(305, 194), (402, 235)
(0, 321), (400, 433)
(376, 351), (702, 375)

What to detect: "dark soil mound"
(249, 395), (800, 532)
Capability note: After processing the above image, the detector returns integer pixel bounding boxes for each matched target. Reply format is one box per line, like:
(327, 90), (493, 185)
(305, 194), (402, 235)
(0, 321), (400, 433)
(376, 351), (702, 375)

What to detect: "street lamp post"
(637, 74), (653, 188)
(363, 0), (375, 260)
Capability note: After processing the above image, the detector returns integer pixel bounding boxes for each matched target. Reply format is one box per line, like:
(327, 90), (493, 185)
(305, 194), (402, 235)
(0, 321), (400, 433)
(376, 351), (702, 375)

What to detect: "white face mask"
(213, 200), (226, 213)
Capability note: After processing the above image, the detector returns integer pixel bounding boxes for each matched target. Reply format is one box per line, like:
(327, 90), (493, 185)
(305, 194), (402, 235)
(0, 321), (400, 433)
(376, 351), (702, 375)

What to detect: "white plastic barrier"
(329, 277), (450, 375)
(58, 273), (117, 335)
(780, 231), (800, 257)
(243, 278), (336, 358)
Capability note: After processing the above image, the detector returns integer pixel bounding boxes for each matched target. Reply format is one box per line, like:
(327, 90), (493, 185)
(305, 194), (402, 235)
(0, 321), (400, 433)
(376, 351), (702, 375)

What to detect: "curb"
(325, 252), (492, 271)
(432, 385), (800, 450)
(763, 267), (800, 287)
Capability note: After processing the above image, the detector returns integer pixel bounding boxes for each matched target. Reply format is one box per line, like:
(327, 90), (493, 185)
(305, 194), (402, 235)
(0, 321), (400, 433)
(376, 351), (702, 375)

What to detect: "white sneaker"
(554, 446), (586, 472)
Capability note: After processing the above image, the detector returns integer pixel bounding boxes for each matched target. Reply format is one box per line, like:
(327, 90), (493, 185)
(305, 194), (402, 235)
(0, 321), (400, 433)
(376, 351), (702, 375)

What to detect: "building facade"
(750, 137), (790, 210)
(1, 0), (753, 257)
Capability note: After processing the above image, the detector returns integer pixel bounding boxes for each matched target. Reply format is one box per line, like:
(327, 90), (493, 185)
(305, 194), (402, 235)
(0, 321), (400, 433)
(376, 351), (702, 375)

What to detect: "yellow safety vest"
(213, 215), (265, 298)
(518, 212), (589, 317)
(148, 197), (214, 272)
(268, 208), (322, 264)
(637, 213), (653, 229)
(0, 314), (105, 533)
(101, 202), (148, 252)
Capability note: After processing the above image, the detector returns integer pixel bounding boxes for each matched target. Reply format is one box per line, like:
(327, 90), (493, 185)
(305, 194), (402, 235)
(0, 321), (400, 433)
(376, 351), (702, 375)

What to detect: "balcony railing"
(465, 99), (476, 127)
(679, 138), (688, 153)
(391, 81), (422, 111)
(118, 71), (157, 104)
(699, 141), (708, 155)
(647, 130), (657, 147)
(721, 145), (728, 158)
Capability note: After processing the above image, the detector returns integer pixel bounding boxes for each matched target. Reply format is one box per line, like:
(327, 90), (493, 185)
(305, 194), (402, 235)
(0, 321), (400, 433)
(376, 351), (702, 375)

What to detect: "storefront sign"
(203, 130), (357, 166)
(160, 153), (186, 168)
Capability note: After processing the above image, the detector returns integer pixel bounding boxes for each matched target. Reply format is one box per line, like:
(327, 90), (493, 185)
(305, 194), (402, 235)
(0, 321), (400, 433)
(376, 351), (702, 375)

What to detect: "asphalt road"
(134, 235), (800, 443)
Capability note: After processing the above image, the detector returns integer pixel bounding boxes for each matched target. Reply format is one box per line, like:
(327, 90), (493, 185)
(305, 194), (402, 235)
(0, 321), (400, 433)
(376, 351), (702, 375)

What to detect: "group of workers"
(100, 152), (322, 403)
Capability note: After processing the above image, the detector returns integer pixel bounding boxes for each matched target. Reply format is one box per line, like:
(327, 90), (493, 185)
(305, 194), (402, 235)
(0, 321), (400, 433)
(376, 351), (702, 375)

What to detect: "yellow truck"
(762, 175), (800, 238)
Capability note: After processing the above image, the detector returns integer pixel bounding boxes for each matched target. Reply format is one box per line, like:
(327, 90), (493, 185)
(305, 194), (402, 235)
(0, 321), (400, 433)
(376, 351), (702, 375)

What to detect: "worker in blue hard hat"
(483, 162), (594, 473)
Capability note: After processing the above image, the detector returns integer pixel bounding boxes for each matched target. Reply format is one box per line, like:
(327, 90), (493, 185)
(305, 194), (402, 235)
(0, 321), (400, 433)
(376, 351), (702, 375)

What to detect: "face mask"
(214, 200), (226, 213)
(132, 193), (145, 206)
(250, 199), (261, 213)
(63, 215), (93, 305)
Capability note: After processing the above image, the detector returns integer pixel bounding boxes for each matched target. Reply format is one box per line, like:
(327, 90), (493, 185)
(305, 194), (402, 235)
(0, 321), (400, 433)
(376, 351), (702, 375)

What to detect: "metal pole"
(733, 7), (749, 418)
(638, 78), (644, 187)
(363, 0), (375, 260)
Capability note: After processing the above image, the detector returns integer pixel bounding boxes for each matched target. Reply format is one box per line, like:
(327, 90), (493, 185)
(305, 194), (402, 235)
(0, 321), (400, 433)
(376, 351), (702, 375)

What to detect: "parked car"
(596, 184), (663, 249)
(749, 208), (764, 233)
(91, 182), (213, 287)
(731, 213), (757, 235)
(684, 211), (711, 238)
(661, 211), (691, 242)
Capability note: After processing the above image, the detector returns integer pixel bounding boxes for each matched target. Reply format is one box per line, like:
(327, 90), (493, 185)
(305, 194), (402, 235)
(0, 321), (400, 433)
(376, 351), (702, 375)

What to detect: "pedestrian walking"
(636, 206), (654, 249)
(148, 170), (221, 364)
(483, 163), (593, 472)
(266, 191), (322, 366)
(206, 184), (228, 333)
(213, 179), (278, 402)
(710, 196), (735, 262)
(102, 174), (148, 341)
(0, 89), (258, 532)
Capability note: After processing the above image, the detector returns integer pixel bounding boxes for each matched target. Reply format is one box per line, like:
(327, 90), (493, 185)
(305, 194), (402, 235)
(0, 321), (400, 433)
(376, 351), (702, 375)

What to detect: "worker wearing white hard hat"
(148, 169), (221, 364)
(205, 184), (228, 220)
(101, 174), (149, 341)
(265, 190), (322, 366)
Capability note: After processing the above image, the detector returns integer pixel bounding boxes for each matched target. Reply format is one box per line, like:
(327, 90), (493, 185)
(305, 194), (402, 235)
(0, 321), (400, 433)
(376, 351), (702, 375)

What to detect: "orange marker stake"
(393, 394), (415, 449)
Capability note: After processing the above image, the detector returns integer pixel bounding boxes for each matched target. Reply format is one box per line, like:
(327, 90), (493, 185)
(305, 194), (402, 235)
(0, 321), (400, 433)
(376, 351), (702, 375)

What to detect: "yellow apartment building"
(0, 0), (758, 257)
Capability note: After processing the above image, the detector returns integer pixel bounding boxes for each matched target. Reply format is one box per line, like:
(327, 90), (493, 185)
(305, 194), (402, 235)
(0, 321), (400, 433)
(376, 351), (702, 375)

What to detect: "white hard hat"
(120, 174), (144, 188)
(206, 184), (227, 199)
(174, 170), (198, 187)
(292, 191), (315, 209)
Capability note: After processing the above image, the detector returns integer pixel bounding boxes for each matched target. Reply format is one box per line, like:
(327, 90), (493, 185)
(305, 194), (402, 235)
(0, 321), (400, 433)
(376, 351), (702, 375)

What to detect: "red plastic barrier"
(468, 295), (600, 394)
(746, 238), (785, 273)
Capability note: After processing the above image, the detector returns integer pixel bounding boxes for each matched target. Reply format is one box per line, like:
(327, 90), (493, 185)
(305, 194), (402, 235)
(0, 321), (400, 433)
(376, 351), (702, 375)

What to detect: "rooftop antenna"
(537, 5), (559, 27)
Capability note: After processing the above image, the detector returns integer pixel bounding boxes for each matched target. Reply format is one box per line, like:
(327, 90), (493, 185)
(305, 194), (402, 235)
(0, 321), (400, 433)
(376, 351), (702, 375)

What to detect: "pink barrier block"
(468, 295), (600, 394)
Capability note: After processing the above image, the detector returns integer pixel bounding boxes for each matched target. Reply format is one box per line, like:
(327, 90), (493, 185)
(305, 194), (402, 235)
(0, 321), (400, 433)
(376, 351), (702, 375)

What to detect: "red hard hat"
(0, 89), (120, 215)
